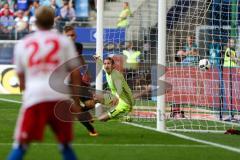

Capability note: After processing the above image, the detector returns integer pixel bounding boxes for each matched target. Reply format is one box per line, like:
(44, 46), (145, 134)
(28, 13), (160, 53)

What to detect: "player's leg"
(77, 99), (98, 136)
(7, 143), (28, 160)
(8, 108), (28, 160)
(80, 121), (98, 136)
(98, 112), (111, 122)
(98, 100), (132, 122)
(57, 143), (77, 160)
(98, 107), (127, 122)
(77, 111), (98, 136)
(8, 104), (47, 160)
(50, 100), (77, 160)
(81, 99), (96, 111)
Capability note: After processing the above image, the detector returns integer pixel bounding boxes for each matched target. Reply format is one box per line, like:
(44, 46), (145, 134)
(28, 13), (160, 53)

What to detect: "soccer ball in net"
(199, 59), (211, 71)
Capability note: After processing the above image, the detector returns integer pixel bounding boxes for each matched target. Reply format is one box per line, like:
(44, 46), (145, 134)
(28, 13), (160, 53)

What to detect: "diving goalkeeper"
(93, 56), (134, 122)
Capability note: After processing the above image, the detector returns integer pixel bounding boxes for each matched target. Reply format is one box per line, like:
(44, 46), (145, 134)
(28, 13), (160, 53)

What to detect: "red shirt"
(0, 8), (14, 16)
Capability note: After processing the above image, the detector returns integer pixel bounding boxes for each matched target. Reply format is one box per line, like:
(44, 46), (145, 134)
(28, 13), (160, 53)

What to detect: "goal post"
(95, 0), (104, 116)
(157, 0), (166, 132)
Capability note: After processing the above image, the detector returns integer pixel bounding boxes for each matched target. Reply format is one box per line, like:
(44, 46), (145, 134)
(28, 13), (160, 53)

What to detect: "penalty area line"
(0, 98), (22, 104)
(123, 122), (240, 154)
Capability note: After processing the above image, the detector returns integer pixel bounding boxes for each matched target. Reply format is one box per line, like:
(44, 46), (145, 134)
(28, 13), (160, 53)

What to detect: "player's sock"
(7, 143), (27, 160)
(59, 144), (77, 160)
(81, 121), (96, 133)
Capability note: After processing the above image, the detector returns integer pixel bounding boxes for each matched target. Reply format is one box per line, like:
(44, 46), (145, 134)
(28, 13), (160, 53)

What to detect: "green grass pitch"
(0, 94), (240, 160)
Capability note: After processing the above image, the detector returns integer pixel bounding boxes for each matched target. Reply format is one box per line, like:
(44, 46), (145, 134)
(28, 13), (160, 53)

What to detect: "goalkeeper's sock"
(7, 143), (27, 160)
(59, 144), (77, 160)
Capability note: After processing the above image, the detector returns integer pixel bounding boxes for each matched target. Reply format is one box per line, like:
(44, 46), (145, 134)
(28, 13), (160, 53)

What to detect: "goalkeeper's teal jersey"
(96, 58), (134, 106)
(106, 69), (134, 106)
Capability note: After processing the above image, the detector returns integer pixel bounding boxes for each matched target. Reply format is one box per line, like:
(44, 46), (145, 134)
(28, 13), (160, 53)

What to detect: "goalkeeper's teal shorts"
(107, 99), (132, 119)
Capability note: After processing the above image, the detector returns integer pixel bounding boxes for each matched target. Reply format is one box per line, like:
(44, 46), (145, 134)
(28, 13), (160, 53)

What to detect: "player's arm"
(14, 42), (25, 91)
(230, 51), (237, 63)
(75, 43), (91, 84)
(93, 55), (105, 72)
(79, 54), (91, 84)
(76, 43), (86, 66)
(70, 69), (81, 105)
(79, 54), (86, 66)
(17, 72), (25, 91)
(94, 91), (118, 106)
(226, 48), (237, 63)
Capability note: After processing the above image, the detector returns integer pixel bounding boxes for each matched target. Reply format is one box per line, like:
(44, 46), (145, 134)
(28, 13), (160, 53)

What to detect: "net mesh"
(102, 0), (158, 123)
(102, 0), (240, 132)
(166, 0), (240, 131)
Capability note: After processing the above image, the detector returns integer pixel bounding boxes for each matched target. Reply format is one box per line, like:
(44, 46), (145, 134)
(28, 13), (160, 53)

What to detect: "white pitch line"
(0, 98), (22, 104)
(0, 143), (210, 148)
(123, 122), (240, 154)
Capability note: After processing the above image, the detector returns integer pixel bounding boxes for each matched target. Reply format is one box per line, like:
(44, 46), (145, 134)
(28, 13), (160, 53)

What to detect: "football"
(199, 59), (211, 70)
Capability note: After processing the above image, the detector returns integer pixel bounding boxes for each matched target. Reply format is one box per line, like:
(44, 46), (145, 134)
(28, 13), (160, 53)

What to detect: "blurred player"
(7, 6), (81, 160)
(93, 56), (134, 122)
(63, 25), (98, 136)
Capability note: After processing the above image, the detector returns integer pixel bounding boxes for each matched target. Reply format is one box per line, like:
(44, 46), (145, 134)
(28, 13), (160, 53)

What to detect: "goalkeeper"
(93, 56), (134, 121)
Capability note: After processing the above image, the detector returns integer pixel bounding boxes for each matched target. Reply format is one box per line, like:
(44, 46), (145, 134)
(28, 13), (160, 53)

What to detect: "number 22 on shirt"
(26, 38), (60, 67)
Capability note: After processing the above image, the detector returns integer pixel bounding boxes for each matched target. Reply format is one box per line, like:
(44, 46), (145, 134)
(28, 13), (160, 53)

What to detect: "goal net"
(99, 0), (158, 124)
(166, 0), (240, 132)
(100, 0), (240, 132)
